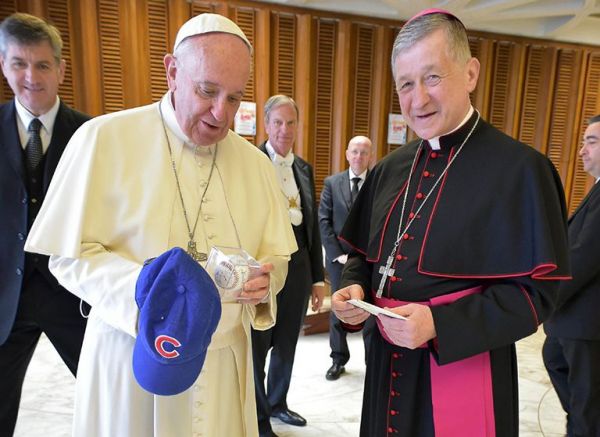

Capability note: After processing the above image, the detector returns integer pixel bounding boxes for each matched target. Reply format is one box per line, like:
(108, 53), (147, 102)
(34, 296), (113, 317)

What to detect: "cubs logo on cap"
(132, 247), (222, 396)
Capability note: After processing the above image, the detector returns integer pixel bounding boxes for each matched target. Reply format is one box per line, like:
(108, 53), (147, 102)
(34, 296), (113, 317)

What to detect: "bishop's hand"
(377, 303), (436, 349)
(238, 263), (273, 305)
(331, 284), (370, 325)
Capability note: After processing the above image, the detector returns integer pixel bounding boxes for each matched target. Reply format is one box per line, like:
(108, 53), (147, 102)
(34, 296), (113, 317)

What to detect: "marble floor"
(15, 327), (566, 437)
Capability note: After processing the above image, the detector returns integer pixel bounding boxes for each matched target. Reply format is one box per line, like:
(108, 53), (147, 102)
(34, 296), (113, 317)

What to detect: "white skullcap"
(174, 13), (252, 53)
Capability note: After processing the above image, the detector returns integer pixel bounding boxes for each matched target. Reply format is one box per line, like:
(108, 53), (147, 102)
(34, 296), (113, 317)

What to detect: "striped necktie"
(26, 118), (43, 171)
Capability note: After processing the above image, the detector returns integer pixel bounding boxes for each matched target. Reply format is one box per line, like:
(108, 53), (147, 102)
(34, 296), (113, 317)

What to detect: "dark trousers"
(326, 259), (374, 365)
(0, 271), (87, 436)
(252, 247), (311, 433)
(543, 335), (600, 437)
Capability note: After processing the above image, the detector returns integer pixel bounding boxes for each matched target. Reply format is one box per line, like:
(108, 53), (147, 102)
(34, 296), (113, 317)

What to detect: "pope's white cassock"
(25, 93), (297, 437)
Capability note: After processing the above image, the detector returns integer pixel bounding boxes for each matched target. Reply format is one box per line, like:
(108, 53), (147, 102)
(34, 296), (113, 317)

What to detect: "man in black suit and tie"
(319, 136), (375, 380)
(252, 94), (325, 437)
(543, 115), (600, 437)
(0, 13), (90, 434)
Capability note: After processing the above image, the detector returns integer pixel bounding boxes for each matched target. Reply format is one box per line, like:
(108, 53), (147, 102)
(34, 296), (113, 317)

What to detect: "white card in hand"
(347, 299), (407, 320)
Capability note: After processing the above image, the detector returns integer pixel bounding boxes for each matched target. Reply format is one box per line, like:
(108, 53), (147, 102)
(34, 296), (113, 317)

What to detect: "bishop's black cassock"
(339, 111), (570, 437)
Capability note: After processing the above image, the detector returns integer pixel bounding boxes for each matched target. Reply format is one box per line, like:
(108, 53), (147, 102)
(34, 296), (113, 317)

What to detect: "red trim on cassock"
(517, 283), (539, 327)
(337, 235), (367, 256)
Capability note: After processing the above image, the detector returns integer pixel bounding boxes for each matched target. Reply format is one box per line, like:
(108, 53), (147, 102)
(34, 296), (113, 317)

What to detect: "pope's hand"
(331, 284), (370, 325)
(238, 263), (273, 305)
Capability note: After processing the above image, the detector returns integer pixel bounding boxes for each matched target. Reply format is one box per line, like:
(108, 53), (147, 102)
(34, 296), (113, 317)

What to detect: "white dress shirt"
(15, 96), (60, 154)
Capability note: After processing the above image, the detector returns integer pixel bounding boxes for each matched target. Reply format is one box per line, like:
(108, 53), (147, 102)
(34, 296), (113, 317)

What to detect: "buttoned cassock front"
(25, 95), (297, 437)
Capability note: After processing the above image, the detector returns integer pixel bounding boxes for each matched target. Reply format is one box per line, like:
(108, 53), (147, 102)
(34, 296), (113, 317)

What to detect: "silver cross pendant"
(376, 256), (395, 298)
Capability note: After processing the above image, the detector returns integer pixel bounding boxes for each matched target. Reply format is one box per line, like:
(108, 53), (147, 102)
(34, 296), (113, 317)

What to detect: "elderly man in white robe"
(24, 14), (296, 437)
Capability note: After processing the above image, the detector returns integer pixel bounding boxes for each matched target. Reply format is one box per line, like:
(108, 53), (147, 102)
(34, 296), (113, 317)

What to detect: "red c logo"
(154, 335), (181, 358)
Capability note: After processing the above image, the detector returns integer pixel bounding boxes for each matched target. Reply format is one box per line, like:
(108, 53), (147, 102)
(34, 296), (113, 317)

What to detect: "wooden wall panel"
(272, 12), (296, 98)
(293, 13), (312, 159)
(312, 18), (336, 196)
(369, 25), (393, 162)
(517, 45), (555, 154)
(190, 1), (215, 15)
(97, 0), (124, 113)
(546, 49), (582, 184)
(351, 24), (375, 137)
(47, 0), (75, 107)
(488, 41), (524, 136)
(232, 6), (257, 145)
(146, 0), (169, 102)
(2, 0), (600, 209)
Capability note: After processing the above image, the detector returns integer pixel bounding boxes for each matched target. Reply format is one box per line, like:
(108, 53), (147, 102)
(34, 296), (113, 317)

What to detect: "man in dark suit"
(252, 94), (325, 437)
(319, 135), (376, 380)
(543, 115), (600, 437)
(0, 13), (90, 434)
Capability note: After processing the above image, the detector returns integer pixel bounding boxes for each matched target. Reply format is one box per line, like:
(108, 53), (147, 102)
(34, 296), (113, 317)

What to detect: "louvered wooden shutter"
(47, 0), (75, 108)
(351, 24), (374, 137)
(147, 0), (169, 103)
(546, 49), (582, 184)
(97, 0), (124, 113)
(191, 2), (215, 15)
(312, 18), (337, 196)
(232, 7), (257, 145)
(517, 45), (554, 154)
(273, 12), (296, 98)
(489, 41), (522, 136)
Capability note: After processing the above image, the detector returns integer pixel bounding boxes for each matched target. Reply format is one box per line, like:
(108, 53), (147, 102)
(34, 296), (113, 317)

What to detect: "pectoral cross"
(187, 240), (207, 262)
(376, 256), (395, 298)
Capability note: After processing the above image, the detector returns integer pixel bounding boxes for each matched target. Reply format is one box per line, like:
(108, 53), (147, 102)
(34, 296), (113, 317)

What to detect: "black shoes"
(326, 362), (345, 380)
(259, 431), (279, 437)
(271, 408), (307, 426)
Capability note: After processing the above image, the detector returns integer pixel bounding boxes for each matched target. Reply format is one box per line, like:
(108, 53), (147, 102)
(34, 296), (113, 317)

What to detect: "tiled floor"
(15, 327), (566, 436)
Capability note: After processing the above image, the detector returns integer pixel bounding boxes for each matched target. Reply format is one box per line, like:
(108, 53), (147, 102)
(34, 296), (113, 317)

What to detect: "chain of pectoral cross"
(160, 102), (217, 263)
(376, 112), (480, 298)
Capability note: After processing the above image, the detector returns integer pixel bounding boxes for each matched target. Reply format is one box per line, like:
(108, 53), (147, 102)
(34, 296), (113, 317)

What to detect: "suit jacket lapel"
(0, 101), (26, 185)
(43, 102), (72, 190)
(569, 181), (600, 223)
(340, 171), (352, 210)
(293, 159), (311, 207)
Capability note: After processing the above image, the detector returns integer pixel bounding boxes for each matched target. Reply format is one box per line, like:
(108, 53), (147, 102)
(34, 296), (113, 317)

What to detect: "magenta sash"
(374, 286), (496, 437)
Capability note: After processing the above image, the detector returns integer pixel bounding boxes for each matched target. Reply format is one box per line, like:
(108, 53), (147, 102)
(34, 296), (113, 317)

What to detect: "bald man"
(319, 136), (375, 380)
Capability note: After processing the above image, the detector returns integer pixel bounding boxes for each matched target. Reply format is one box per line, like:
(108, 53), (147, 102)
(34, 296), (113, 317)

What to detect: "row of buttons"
(387, 351), (405, 435)
(387, 150), (442, 289)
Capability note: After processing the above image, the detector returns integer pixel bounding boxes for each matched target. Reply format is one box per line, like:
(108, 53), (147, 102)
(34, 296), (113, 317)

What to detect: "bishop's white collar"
(426, 106), (474, 150)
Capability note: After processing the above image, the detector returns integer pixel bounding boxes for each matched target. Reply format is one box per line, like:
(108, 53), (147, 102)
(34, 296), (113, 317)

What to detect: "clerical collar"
(160, 92), (215, 152)
(425, 106), (475, 150)
(265, 140), (294, 165)
(15, 95), (60, 134)
(349, 168), (367, 181)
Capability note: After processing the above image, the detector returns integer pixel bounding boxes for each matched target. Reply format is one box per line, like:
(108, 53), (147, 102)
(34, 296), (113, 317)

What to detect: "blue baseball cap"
(133, 247), (222, 396)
